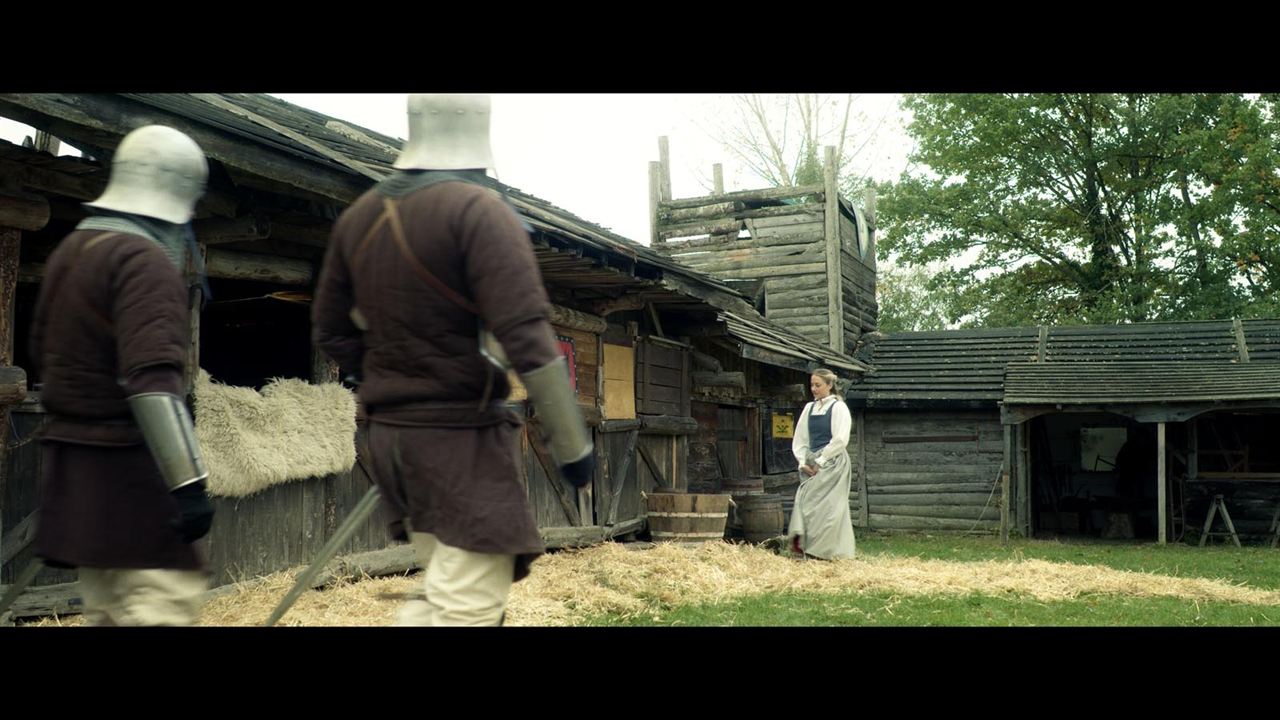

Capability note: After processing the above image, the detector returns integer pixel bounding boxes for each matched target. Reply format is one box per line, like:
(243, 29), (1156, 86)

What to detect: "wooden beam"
(549, 305), (607, 334)
(0, 94), (366, 205)
(0, 153), (238, 219)
(0, 155), (104, 201)
(1018, 423), (1031, 537)
(578, 469), (595, 528)
(856, 409), (869, 528)
(22, 244), (319, 287)
(309, 544), (419, 589)
(0, 580), (81, 619)
(882, 434), (980, 444)
(0, 228), (20, 516)
(270, 222), (332, 249)
(1000, 424), (1011, 543)
(1233, 318), (1250, 363)
(657, 136), (672, 202)
(636, 443), (668, 489)
(527, 422), (583, 526)
(0, 510), (36, 566)
(541, 525), (607, 549)
(183, 242), (205, 397)
(204, 248), (313, 285)
(672, 205), (827, 226)
(639, 414), (698, 436)
(591, 295), (647, 318)
(648, 161), (663, 247)
(659, 184), (825, 210)
(0, 190), (50, 231)
(1188, 418), (1198, 482)
(823, 146), (843, 353)
(0, 229), (18, 366)
(646, 303), (665, 338)
(661, 321), (726, 338)
(691, 371), (745, 390)
(662, 201), (739, 224)
(867, 515), (1000, 533)
(599, 419), (642, 433)
(658, 229), (822, 254)
(712, 164), (724, 195)
(699, 262), (826, 281)
(1157, 421), (1167, 545)
(604, 516), (645, 539)
(657, 218), (741, 241)
(194, 215), (271, 246)
(740, 344), (815, 374)
(657, 273), (757, 317)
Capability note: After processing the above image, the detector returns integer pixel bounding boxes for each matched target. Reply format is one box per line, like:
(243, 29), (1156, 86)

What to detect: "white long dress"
(789, 396), (856, 559)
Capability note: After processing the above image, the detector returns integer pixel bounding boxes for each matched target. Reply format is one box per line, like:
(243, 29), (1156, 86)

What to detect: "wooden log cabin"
(849, 320), (1280, 544)
(0, 93), (869, 611)
(650, 145), (877, 357)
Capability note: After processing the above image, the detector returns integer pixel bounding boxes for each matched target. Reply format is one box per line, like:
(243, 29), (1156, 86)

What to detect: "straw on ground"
(28, 541), (1280, 627)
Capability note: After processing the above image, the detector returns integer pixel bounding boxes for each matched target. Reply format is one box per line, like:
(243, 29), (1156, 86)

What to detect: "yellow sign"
(772, 414), (794, 439)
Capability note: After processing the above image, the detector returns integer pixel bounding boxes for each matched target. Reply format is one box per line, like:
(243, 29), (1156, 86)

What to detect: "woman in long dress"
(789, 368), (856, 560)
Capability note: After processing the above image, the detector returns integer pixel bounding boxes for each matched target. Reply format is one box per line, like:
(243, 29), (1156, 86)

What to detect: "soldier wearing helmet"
(313, 94), (593, 626)
(29, 125), (215, 625)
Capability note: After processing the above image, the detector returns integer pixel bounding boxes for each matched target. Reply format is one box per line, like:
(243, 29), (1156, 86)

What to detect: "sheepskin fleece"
(194, 370), (357, 497)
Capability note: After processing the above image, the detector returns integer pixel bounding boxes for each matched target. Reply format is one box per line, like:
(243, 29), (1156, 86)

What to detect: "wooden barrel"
(737, 494), (785, 543)
(645, 492), (730, 543)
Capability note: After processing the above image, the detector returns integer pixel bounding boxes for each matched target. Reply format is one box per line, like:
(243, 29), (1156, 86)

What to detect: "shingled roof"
(1003, 361), (1280, 405)
(850, 320), (1280, 409)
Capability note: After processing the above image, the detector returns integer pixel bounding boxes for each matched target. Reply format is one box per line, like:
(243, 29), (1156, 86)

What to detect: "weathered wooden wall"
(655, 193), (833, 350)
(839, 200), (878, 346)
(636, 337), (690, 417)
(655, 190), (880, 356)
(862, 409), (1004, 533)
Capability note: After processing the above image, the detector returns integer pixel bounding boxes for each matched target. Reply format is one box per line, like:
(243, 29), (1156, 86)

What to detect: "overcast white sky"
(0, 94), (912, 244)
(273, 94), (911, 242)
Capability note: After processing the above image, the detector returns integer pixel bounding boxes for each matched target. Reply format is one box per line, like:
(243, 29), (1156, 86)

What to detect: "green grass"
(855, 534), (1280, 589)
(581, 534), (1280, 626)
(590, 590), (1280, 626)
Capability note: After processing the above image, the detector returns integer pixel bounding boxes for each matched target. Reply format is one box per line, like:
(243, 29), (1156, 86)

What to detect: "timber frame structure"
(848, 321), (1280, 543)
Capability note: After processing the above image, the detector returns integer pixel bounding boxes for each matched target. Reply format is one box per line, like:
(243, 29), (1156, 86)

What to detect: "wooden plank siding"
(653, 191), (883, 357)
(863, 409), (1004, 533)
(635, 338), (690, 418)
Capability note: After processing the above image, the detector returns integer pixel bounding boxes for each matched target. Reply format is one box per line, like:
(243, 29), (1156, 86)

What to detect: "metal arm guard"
(128, 392), (209, 491)
(521, 357), (592, 465)
(479, 327), (511, 373)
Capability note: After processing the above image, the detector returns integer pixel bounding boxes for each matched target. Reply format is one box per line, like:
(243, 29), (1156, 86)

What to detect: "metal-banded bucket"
(644, 492), (730, 543)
